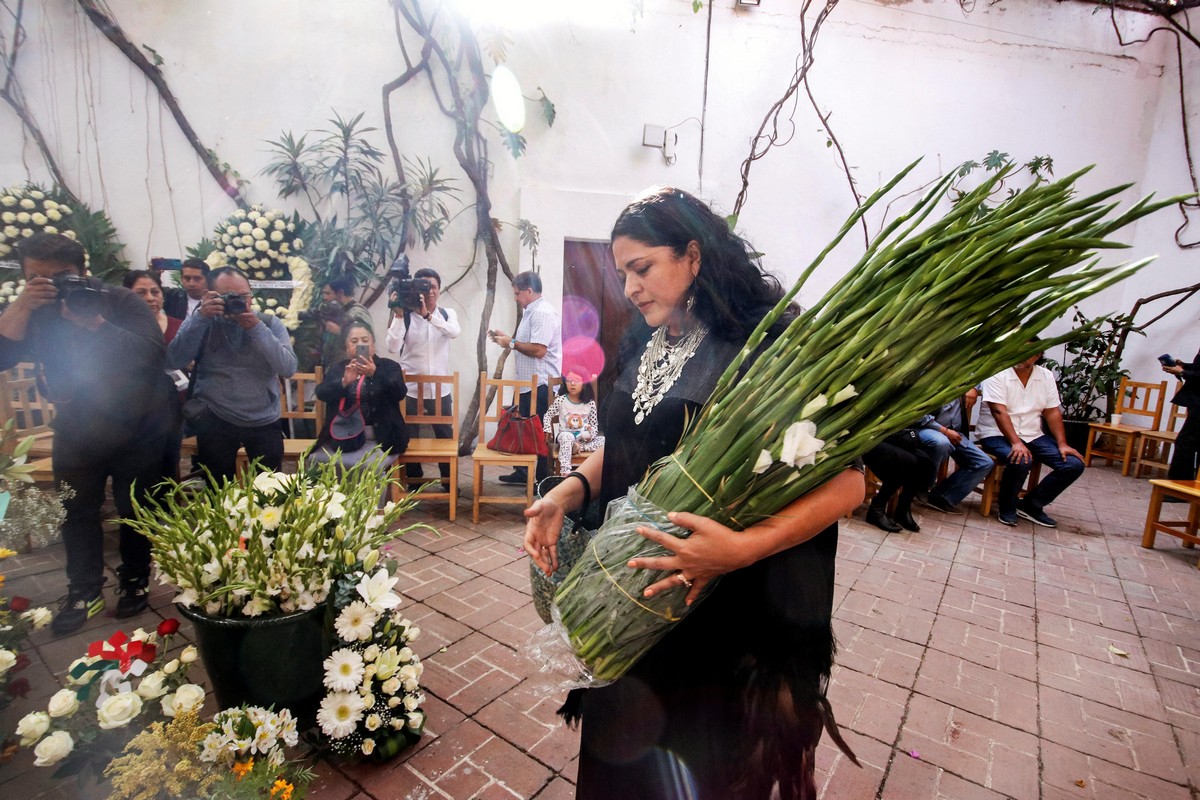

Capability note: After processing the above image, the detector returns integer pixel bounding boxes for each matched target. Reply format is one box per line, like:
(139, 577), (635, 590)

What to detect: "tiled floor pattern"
(2, 460), (1199, 799)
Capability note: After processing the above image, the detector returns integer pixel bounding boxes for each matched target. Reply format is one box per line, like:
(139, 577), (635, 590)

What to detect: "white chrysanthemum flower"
(46, 208), (61, 221)
(317, 691), (365, 739)
(238, 221), (252, 234)
(258, 506), (283, 531)
(270, 230), (283, 242)
(335, 601), (379, 642)
(18, 198), (34, 209)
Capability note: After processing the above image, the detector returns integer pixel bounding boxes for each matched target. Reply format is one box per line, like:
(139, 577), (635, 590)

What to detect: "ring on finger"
(677, 572), (692, 589)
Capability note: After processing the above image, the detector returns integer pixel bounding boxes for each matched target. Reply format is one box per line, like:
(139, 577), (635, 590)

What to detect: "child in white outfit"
(543, 371), (604, 476)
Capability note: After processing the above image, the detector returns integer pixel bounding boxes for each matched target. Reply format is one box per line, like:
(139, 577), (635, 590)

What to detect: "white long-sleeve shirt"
(385, 306), (461, 398)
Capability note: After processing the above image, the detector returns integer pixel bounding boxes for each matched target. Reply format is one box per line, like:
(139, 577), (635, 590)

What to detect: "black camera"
(386, 255), (432, 312)
(52, 273), (106, 317)
(297, 301), (346, 327)
(220, 292), (249, 315)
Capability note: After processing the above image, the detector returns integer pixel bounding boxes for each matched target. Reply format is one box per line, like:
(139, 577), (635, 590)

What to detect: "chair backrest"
(280, 367), (324, 433)
(403, 373), (460, 439)
(1115, 377), (1167, 429)
(0, 363), (55, 436)
(1164, 382), (1187, 432)
(479, 372), (539, 441)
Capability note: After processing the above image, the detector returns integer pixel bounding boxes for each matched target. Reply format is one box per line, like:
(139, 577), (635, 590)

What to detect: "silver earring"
(685, 292), (696, 313)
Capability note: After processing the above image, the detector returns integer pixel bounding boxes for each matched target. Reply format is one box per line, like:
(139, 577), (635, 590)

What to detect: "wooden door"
(562, 239), (632, 403)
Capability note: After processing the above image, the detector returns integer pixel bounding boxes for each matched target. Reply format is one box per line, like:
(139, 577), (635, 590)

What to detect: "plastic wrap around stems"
(527, 487), (713, 689)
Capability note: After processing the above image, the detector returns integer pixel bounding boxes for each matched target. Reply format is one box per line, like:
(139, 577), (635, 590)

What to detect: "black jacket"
(1171, 348), (1200, 410)
(162, 287), (190, 321)
(316, 355), (409, 454)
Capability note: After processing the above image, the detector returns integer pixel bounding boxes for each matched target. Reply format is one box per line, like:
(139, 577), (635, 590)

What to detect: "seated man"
(917, 388), (995, 514)
(975, 347), (1085, 527)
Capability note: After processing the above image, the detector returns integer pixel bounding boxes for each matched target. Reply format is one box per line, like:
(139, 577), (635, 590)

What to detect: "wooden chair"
(1084, 378), (1168, 476)
(1134, 385), (1186, 478)
(391, 373), (459, 520)
(225, 367), (325, 475)
(0, 363), (56, 458)
(471, 373), (539, 523)
(1141, 479), (1200, 562)
(975, 455), (1042, 518)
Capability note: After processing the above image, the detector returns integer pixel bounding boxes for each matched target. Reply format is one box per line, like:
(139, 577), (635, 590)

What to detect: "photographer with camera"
(167, 266), (297, 485)
(385, 265), (460, 487)
(318, 275), (373, 369)
(0, 233), (178, 635)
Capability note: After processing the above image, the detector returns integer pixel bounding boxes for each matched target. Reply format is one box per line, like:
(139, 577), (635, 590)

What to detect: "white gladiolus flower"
(831, 384), (858, 405)
(780, 420), (825, 469)
(799, 394), (828, 419)
(753, 449), (773, 474)
(33, 730), (73, 766)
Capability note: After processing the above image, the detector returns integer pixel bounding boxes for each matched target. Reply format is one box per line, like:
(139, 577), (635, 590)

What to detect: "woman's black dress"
(571, 331), (843, 800)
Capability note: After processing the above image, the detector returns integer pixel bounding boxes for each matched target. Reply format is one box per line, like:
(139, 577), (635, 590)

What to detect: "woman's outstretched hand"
(524, 496), (566, 576)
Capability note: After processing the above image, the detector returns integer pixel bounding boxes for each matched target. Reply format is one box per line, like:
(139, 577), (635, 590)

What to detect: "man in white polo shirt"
(975, 345), (1085, 528)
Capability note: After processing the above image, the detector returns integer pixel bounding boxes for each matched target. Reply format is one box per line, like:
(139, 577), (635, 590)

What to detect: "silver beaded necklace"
(631, 321), (708, 425)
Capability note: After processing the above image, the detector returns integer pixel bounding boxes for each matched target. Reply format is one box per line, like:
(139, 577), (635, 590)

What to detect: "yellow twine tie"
(591, 541), (680, 622)
(669, 453), (743, 529)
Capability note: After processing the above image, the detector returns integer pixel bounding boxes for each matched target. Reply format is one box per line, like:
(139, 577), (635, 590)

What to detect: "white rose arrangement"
(126, 458), (427, 619)
(318, 564), (425, 761)
(14, 619), (196, 771)
(0, 184), (77, 261)
(201, 205), (311, 330)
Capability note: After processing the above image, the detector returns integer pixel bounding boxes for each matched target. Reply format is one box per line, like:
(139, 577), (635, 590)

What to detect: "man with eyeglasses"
(167, 266), (297, 485)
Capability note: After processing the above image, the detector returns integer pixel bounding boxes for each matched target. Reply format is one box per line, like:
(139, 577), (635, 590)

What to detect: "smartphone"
(1158, 353), (1176, 367)
(150, 257), (182, 270)
(356, 344), (370, 359)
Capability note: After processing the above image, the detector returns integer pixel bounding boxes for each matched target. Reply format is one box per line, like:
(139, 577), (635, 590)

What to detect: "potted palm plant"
(126, 457), (425, 726)
(1041, 307), (1133, 452)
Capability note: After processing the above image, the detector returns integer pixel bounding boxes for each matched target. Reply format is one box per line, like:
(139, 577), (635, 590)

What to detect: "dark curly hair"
(610, 187), (784, 345)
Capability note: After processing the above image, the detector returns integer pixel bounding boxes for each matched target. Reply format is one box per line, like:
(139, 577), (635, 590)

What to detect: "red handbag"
(487, 407), (549, 456)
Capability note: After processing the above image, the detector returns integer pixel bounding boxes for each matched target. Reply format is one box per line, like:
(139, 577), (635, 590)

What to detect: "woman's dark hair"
(341, 321), (374, 351)
(610, 187), (784, 344)
(122, 269), (161, 289)
(561, 373), (596, 404)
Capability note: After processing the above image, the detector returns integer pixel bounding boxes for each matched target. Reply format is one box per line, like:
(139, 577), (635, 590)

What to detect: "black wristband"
(565, 470), (591, 512)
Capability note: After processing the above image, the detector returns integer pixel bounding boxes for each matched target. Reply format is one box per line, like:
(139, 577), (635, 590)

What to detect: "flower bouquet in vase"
(538, 159), (1194, 686)
(125, 456), (426, 725)
(14, 619), (201, 780)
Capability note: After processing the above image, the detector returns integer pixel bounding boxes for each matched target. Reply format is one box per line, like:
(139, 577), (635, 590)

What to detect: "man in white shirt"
(975, 346), (1085, 527)
(385, 267), (460, 486)
(489, 270), (562, 484)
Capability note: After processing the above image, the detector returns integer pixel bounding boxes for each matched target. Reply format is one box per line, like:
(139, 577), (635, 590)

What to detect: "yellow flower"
(270, 779), (294, 800)
(231, 758), (254, 780)
(0, 547), (16, 558)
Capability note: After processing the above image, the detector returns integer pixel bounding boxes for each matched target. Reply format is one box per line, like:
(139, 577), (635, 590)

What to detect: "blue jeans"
(920, 431), (995, 506)
(977, 434), (1085, 513)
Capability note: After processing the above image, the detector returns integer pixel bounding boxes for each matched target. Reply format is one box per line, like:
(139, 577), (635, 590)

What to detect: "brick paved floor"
(2, 460), (1199, 799)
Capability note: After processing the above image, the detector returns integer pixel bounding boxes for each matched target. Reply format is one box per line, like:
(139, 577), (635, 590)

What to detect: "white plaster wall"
(0, 0), (1193, 405)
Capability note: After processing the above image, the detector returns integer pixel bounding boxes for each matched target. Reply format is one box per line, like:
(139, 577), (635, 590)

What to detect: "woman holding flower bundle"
(524, 187), (864, 800)
(314, 322), (409, 469)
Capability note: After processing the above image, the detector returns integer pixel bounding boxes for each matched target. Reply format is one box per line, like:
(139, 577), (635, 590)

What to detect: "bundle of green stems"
(553, 160), (1191, 683)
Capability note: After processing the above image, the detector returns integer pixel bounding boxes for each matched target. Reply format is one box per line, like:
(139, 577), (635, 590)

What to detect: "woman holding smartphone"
(1162, 348), (1200, 480)
(314, 321), (409, 468)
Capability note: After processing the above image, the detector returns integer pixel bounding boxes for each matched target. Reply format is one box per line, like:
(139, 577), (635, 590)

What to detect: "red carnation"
(157, 618), (180, 637)
(5, 678), (30, 698)
(8, 596), (29, 613)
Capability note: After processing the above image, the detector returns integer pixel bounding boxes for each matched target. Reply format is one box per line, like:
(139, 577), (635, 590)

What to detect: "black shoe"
(498, 470), (528, 484)
(116, 577), (150, 618)
(894, 508), (921, 532)
(923, 493), (963, 515)
(1016, 500), (1057, 528)
(52, 590), (105, 636)
(866, 508), (902, 533)
(997, 507), (1019, 527)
